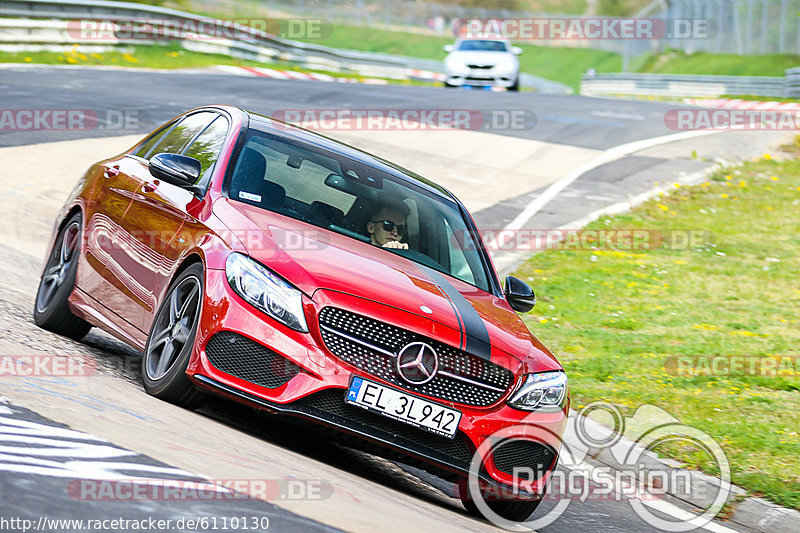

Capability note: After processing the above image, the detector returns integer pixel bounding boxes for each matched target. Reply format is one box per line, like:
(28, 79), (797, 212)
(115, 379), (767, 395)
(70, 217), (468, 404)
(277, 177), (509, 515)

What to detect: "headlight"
(508, 371), (567, 411)
(445, 57), (467, 73)
(495, 60), (516, 73)
(225, 253), (308, 332)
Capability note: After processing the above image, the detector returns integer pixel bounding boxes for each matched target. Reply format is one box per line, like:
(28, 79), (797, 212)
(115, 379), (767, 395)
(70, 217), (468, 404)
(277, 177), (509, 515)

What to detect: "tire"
(462, 496), (541, 522)
(444, 81), (457, 88)
(33, 213), (92, 340)
(508, 78), (520, 92)
(141, 263), (205, 408)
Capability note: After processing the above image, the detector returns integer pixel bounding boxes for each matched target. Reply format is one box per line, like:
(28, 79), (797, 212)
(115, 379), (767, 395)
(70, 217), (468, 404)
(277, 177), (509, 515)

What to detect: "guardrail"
(580, 71), (796, 98)
(786, 68), (800, 98)
(0, 0), (572, 94)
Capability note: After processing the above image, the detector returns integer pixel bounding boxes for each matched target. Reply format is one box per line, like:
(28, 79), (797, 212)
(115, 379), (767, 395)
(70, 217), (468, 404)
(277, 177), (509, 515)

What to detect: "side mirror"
(505, 276), (535, 313)
(511, 46), (523, 55)
(444, 44), (454, 53)
(149, 153), (201, 188)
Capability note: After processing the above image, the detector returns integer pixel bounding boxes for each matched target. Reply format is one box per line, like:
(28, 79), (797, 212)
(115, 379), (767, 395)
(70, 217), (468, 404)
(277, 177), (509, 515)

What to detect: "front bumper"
(188, 269), (567, 496)
(445, 69), (518, 88)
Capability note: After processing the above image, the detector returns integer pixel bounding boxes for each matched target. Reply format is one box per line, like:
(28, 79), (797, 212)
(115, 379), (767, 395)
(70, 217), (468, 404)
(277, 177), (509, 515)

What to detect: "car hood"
(214, 198), (561, 370)
(447, 51), (515, 66)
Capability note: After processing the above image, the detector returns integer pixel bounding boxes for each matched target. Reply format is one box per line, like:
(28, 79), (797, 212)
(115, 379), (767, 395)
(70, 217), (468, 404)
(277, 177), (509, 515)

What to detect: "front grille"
(296, 389), (474, 465)
(468, 64), (493, 69)
(206, 332), (301, 389)
(318, 307), (514, 407)
(492, 439), (556, 481)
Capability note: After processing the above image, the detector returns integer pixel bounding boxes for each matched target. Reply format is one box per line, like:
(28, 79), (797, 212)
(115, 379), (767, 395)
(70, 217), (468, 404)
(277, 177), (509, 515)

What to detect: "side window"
(182, 116), (229, 184)
(443, 219), (473, 284)
(134, 121), (175, 158)
(149, 112), (217, 157)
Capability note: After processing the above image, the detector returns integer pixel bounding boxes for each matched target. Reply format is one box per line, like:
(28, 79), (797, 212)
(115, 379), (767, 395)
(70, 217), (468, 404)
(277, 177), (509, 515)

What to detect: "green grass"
(512, 150), (800, 509)
(640, 50), (800, 77)
(0, 44), (434, 86)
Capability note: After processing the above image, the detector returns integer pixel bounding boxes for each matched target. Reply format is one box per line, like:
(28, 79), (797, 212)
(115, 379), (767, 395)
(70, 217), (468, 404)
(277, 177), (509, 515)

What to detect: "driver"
(366, 199), (410, 250)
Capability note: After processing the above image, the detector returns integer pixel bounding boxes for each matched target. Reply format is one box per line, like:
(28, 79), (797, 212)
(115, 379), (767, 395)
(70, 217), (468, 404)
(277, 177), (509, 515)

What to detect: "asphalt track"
(0, 65), (792, 533)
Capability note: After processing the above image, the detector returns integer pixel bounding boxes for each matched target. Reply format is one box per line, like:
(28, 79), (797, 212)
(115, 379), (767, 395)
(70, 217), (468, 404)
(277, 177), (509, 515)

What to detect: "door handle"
(142, 182), (157, 193)
(104, 165), (120, 178)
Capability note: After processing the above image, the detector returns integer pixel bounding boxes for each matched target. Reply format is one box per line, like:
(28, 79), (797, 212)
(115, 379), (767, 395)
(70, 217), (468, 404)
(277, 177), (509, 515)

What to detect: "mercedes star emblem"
(396, 342), (439, 385)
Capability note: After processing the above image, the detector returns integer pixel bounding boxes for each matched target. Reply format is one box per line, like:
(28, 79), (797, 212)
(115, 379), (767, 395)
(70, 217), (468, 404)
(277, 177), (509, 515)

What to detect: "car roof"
(455, 38), (512, 44)
(241, 109), (460, 203)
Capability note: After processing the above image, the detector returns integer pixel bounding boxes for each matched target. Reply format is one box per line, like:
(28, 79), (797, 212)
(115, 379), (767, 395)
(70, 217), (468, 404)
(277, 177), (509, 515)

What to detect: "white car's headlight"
(495, 60), (516, 73)
(445, 57), (467, 72)
(508, 371), (568, 411)
(226, 253), (308, 332)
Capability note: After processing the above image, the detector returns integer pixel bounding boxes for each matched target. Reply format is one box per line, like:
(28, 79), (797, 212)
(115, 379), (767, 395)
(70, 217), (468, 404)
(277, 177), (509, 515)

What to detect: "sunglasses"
(371, 220), (407, 235)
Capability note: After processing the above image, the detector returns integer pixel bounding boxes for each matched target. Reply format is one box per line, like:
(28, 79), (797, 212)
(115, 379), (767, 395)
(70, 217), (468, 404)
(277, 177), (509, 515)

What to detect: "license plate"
(345, 376), (462, 439)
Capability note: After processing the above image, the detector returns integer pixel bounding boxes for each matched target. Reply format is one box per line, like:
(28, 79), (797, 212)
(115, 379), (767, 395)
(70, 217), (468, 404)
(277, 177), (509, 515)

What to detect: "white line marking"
(562, 462), (741, 533)
(503, 130), (719, 233)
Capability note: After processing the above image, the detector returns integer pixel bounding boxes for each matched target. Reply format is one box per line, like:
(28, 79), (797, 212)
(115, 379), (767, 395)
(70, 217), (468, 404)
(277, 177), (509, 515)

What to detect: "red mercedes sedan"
(34, 105), (568, 522)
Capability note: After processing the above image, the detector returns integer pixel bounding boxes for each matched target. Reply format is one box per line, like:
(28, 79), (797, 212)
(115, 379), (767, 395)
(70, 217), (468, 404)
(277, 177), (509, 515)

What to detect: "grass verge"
(512, 148), (800, 509)
(0, 44), (434, 86)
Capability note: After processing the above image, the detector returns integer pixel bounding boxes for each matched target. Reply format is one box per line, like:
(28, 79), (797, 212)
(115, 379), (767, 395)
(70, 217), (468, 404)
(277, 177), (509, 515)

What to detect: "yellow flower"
(674, 183), (680, 188)
(539, 318), (548, 324)
(24, 56), (32, 62)
(91, 53), (104, 60)
(657, 204), (669, 211)
(122, 53), (139, 63)
(763, 153), (772, 160)
(770, 176), (778, 181)
(739, 180), (746, 187)
(721, 193), (728, 198)
(724, 175), (732, 181)
(766, 206), (773, 211)
(674, 260), (687, 265)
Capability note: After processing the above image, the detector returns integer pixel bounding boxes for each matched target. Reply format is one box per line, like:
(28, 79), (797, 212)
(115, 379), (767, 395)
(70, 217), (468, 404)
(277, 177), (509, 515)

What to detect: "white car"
(443, 39), (522, 91)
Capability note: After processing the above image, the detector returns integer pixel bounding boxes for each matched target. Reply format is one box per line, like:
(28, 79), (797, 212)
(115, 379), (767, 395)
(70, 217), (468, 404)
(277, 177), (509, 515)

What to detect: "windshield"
(457, 40), (508, 52)
(225, 129), (492, 292)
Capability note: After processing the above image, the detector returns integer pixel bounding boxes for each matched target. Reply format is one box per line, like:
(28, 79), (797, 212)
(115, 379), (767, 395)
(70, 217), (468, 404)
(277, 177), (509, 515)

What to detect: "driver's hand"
(382, 240), (409, 250)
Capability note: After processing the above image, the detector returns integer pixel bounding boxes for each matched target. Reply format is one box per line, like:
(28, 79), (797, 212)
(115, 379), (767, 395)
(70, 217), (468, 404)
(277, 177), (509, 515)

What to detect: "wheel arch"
(171, 253), (205, 287)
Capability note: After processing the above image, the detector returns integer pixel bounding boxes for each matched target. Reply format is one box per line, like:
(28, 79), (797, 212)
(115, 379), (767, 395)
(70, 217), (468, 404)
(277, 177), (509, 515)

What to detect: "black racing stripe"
(418, 266), (492, 361)
(418, 267), (466, 350)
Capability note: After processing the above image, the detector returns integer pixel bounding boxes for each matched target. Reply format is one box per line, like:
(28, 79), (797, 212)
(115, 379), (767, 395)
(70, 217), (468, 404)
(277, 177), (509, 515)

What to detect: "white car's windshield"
(457, 40), (508, 52)
(226, 130), (493, 292)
